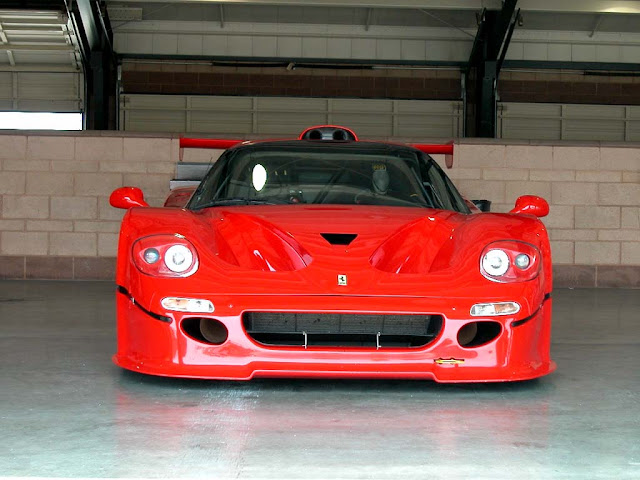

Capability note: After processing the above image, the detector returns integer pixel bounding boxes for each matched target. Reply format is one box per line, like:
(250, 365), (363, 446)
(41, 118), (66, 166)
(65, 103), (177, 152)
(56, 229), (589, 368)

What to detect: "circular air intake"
(181, 317), (228, 345)
(308, 129), (323, 140)
(332, 129), (347, 141)
(457, 321), (501, 348)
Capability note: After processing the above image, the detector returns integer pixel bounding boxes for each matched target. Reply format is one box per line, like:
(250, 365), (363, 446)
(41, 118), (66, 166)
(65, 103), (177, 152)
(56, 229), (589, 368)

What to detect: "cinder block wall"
(449, 141), (639, 287)
(0, 131), (638, 287)
(0, 132), (177, 280)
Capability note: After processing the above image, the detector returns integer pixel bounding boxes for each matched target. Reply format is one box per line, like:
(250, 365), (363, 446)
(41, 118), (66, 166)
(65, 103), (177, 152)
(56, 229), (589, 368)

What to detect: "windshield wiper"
(192, 198), (283, 209)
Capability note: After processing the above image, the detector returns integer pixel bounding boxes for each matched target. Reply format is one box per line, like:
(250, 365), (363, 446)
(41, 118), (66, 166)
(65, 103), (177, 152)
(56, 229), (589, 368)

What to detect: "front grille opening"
(182, 317), (228, 345)
(243, 312), (443, 348)
(457, 321), (501, 348)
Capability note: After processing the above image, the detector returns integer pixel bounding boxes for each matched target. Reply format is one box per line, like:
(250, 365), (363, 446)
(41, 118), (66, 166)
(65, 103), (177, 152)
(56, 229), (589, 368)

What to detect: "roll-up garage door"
(498, 102), (640, 142)
(0, 71), (83, 112)
(0, 9), (83, 114)
(120, 94), (464, 139)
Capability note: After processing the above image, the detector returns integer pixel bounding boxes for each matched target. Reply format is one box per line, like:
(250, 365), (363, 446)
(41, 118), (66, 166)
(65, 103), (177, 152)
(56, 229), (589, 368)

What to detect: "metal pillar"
(465, 1), (519, 138)
(67, 0), (116, 130)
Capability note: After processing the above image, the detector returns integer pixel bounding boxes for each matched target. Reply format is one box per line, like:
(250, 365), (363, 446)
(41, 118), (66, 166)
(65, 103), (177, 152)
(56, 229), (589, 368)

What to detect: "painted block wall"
(0, 131), (638, 287)
(0, 132), (177, 280)
(449, 140), (640, 287)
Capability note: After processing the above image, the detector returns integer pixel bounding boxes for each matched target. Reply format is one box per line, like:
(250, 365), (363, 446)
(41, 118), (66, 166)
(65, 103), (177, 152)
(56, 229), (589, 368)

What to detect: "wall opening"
(0, 112), (82, 131)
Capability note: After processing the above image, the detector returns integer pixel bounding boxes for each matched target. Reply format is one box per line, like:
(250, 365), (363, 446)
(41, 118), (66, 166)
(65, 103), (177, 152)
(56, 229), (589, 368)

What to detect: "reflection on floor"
(0, 281), (638, 479)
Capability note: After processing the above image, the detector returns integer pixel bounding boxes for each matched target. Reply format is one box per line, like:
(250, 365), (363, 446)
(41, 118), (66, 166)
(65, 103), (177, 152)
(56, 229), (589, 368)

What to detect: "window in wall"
(0, 112), (82, 130)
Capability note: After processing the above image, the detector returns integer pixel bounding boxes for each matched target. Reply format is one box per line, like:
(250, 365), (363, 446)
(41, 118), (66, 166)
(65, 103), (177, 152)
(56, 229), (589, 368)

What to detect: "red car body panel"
(163, 186), (196, 208)
(112, 130), (555, 382)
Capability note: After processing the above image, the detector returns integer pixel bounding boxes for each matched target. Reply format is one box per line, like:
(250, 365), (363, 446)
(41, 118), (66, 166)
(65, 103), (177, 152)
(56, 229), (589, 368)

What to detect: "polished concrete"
(0, 281), (638, 479)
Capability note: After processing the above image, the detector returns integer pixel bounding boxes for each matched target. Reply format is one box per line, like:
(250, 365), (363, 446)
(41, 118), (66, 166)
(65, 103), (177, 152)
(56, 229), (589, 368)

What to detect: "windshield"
(188, 142), (469, 213)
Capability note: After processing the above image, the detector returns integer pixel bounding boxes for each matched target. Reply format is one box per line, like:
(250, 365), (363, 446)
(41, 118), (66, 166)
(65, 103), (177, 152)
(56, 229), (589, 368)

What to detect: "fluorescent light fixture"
(0, 112), (82, 130)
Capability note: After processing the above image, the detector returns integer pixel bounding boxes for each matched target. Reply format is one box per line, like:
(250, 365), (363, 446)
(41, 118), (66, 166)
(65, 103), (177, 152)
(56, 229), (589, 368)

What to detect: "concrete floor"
(0, 281), (638, 479)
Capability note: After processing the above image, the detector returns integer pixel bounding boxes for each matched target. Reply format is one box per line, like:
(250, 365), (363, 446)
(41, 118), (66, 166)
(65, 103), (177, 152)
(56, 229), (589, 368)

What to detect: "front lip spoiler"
(117, 286), (172, 323)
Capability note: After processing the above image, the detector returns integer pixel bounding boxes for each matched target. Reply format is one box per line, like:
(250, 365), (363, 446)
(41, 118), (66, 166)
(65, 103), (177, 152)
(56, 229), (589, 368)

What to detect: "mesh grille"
(243, 312), (442, 348)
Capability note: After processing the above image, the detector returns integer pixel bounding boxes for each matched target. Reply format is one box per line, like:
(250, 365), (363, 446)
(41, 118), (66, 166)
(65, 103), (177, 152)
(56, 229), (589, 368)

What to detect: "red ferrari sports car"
(110, 125), (555, 382)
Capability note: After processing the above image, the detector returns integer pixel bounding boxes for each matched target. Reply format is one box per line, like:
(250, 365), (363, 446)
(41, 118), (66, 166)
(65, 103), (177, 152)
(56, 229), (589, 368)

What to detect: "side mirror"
(109, 187), (149, 209)
(510, 195), (549, 218)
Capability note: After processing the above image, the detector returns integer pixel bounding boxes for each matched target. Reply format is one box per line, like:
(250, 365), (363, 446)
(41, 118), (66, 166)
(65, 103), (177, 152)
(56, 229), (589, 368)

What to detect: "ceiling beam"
(105, 0), (499, 9)
(104, 0), (640, 14)
(119, 52), (467, 68)
(503, 59), (640, 71)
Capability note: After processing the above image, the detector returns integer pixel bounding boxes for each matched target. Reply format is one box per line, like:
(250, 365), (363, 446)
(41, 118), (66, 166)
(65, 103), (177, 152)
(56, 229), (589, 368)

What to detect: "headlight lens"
(480, 241), (541, 282)
(514, 253), (530, 269)
(164, 245), (193, 273)
(481, 249), (510, 276)
(143, 248), (160, 264)
(132, 235), (198, 277)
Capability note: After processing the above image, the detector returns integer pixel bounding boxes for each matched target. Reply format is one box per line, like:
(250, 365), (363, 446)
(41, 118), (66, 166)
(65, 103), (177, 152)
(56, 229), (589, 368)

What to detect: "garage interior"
(0, 0), (639, 478)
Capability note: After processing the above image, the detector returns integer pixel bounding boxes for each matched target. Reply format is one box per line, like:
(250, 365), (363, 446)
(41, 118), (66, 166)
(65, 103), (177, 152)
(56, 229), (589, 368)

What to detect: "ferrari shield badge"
(337, 274), (348, 286)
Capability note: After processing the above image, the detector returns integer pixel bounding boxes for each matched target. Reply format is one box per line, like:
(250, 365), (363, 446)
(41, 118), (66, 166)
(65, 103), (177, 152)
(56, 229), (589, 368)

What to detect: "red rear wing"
(411, 143), (454, 168)
(412, 143), (454, 155)
(179, 138), (243, 150)
(179, 126), (454, 167)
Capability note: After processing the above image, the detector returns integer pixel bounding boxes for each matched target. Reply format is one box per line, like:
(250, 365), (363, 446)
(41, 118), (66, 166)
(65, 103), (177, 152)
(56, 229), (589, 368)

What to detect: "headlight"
(514, 253), (530, 269)
(164, 245), (194, 273)
(481, 249), (510, 276)
(480, 241), (541, 282)
(143, 248), (160, 264)
(132, 235), (198, 277)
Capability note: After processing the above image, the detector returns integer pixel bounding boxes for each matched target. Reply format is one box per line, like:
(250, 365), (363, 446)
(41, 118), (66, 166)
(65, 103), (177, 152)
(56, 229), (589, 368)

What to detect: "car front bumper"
(113, 289), (554, 382)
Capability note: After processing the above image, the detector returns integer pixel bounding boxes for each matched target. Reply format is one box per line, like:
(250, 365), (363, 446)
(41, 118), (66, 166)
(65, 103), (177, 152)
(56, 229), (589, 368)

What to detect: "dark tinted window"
(188, 142), (469, 213)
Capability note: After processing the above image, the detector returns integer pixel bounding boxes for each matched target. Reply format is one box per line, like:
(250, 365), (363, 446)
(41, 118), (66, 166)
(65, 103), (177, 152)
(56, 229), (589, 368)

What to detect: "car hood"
(190, 205), (463, 274)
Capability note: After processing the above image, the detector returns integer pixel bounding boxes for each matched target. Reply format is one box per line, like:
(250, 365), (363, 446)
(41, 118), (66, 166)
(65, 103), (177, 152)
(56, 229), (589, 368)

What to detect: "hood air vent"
(321, 233), (358, 246)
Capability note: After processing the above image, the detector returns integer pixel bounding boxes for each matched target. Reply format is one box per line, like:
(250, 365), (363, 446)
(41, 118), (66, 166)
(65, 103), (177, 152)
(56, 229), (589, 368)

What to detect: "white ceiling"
(105, 2), (640, 67)
(106, 1), (640, 32)
(1, 1), (638, 72)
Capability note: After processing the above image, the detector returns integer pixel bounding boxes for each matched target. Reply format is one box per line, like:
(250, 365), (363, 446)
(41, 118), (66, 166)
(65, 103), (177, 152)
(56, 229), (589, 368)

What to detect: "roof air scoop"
(299, 125), (358, 142)
(321, 233), (358, 246)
